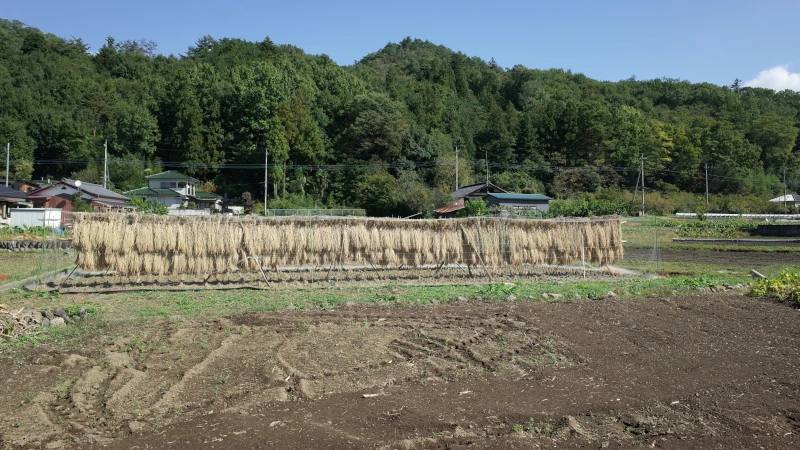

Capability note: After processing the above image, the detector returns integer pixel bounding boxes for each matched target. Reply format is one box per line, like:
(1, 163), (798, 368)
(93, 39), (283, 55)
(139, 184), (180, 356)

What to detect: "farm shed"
(484, 193), (552, 212)
(435, 182), (508, 216)
(10, 208), (61, 228)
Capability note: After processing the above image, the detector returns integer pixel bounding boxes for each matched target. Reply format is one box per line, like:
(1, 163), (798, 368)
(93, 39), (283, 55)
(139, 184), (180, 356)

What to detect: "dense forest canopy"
(1, 19), (799, 216)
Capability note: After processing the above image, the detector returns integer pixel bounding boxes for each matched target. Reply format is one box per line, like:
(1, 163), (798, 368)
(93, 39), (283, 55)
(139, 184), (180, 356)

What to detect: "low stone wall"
(0, 240), (73, 251)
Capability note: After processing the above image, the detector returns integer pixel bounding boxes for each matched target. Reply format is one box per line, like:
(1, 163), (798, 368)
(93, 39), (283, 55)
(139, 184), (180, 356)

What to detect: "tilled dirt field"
(1, 292), (799, 449)
(625, 247), (800, 268)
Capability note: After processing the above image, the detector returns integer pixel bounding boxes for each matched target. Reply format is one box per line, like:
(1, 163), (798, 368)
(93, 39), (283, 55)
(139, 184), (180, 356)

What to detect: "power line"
(11, 157), (800, 192)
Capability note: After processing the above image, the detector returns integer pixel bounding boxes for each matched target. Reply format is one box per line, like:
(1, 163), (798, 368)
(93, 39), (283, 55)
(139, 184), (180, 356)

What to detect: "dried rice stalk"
(71, 213), (623, 275)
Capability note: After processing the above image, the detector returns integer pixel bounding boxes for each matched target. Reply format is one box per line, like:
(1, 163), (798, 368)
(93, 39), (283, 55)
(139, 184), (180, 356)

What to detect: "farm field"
(0, 251), (73, 286)
(1, 235), (799, 449)
(0, 289), (798, 449)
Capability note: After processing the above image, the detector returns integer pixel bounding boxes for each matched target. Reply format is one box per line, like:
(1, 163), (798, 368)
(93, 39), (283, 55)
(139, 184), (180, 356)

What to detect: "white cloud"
(744, 65), (800, 91)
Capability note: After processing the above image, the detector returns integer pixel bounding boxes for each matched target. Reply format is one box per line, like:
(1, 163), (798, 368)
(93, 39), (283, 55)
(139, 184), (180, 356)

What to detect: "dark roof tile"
(0, 185), (28, 199)
(61, 179), (129, 201)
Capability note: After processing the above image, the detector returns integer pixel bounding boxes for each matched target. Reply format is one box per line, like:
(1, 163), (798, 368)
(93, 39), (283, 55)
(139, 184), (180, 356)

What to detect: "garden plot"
(0, 292), (798, 449)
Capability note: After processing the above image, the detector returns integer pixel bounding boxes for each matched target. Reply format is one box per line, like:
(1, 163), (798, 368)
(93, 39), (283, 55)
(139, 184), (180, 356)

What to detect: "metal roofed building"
(769, 194), (800, 208)
(434, 182), (552, 216)
(434, 182), (507, 216)
(484, 192), (553, 212)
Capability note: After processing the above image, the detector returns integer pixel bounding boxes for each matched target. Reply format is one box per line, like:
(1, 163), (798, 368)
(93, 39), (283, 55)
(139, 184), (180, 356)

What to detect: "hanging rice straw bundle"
(71, 213), (623, 275)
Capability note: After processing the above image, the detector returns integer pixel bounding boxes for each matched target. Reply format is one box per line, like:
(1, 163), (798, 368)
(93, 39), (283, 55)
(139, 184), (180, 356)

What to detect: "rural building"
(10, 208), (61, 229)
(0, 185), (29, 219)
(10, 179), (52, 193)
(125, 171), (222, 211)
(27, 179), (132, 216)
(434, 182), (551, 216)
(484, 193), (553, 213)
(769, 194), (800, 208)
(434, 182), (508, 216)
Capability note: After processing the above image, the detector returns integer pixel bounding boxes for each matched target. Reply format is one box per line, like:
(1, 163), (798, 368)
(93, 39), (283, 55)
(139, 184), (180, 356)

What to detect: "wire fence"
(3, 215), (702, 294)
(0, 226), (74, 292)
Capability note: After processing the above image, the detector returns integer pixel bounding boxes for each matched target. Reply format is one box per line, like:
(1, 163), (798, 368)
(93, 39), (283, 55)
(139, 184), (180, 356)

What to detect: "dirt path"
(1, 293), (799, 449)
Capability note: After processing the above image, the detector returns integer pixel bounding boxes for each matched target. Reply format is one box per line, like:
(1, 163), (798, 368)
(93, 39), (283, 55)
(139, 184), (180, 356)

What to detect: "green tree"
(0, 116), (35, 180)
(746, 115), (799, 174)
(129, 196), (168, 215)
(335, 92), (408, 161)
(458, 198), (487, 217)
(70, 192), (92, 212)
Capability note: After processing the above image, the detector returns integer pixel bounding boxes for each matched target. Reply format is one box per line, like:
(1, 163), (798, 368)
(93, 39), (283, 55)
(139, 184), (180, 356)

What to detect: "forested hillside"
(1, 19), (799, 216)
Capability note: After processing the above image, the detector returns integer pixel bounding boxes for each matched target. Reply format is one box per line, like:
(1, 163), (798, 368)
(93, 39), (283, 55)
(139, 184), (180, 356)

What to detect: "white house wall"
(147, 180), (195, 196)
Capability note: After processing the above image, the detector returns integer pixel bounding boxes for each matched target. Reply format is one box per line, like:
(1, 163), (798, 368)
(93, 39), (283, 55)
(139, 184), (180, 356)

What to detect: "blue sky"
(4, 0), (799, 89)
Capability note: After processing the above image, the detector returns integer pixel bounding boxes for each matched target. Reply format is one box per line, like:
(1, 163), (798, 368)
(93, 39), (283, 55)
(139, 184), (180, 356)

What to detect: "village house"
(0, 185), (29, 220)
(27, 178), (132, 214)
(124, 171), (222, 211)
(10, 179), (52, 194)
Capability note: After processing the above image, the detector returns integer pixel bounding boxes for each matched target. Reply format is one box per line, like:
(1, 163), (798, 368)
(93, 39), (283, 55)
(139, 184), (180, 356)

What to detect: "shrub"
(70, 192), (92, 212)
(642, 218), (679, 228)
(267, 193), (317, 209)
(252, 201), (265, 215)
(676, 220), (756, 237)
(548, 196), (627, 217)
(130, 197), (168, 215)
(750, 270), (800, 303)
(459, 199), (487, 217)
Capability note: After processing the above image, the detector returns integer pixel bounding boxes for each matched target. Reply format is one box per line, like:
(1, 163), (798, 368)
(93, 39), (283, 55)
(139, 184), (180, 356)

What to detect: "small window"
(178, 182), (186, 188)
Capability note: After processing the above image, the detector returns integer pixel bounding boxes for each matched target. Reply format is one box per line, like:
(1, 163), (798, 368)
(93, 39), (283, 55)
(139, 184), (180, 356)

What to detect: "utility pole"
(640, 153), (646, 216)
(454, 145), (459, 190)
(784, 169), (787, 209)
(264, 147), (269, 216)
(4, 143), (9, 187)
(103, 140), (108, 189)
(485, 149), (489, 186)
(704, 162), (709, 206)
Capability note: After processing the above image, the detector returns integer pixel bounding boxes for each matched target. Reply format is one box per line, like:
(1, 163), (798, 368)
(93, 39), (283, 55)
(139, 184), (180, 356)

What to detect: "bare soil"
(1, 292), (799, 449)
(625, 247), (800, 268)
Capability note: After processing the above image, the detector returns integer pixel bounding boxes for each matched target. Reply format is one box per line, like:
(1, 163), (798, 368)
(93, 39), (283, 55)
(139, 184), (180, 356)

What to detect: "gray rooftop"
(770, 194), (800, 202)
(61, 179), (130, 201)
(486, 193), (552, 201)
(452, 182), (507, 199)
(0, 185), (27, 199)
